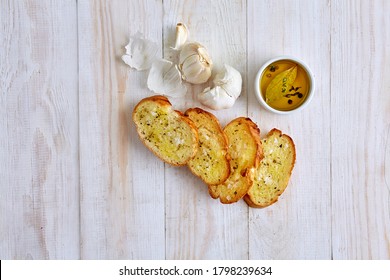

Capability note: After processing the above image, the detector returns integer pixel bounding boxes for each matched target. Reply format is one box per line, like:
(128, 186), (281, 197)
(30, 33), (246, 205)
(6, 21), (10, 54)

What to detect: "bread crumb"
(264, 176), (273, 185)
(174, 137), (184, 145)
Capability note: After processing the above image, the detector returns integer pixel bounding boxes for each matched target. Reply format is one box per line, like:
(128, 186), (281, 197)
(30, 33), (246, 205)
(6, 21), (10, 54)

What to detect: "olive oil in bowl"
(254, 56), (314, 114)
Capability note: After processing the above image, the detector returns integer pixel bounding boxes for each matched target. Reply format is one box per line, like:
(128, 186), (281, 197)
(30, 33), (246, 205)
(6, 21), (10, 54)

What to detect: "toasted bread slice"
(208, 117), (263, 204)
(184, 108), (230, 185)
(245, 129), (296, 208)
(132, 95), (198, 166)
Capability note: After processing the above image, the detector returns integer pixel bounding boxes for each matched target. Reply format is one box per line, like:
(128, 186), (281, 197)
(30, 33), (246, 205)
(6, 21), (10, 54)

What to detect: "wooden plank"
(247, 0), (332, 259)
(78, 0), (165, 259)
(1, 0), (388, 261)
(331, 0), (390, 259)
(0, 0), (79, 259)
(163, 0), (249, 259)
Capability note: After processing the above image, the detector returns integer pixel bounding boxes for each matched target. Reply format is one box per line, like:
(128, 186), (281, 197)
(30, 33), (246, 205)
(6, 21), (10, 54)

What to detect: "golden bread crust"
(208, 117), (263, 204)
(133, 95), (295, 208)
(245, 128), (296, 208)
(132, 95), (199, 166)
(185, 108), (231, 185)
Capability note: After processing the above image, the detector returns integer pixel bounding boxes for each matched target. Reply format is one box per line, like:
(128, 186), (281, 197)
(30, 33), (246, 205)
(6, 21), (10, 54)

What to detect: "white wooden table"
(1, 0), (389, 260)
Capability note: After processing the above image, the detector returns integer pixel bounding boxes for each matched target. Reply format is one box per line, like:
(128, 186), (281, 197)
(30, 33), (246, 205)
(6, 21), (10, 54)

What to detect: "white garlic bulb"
(179, 43), (213, 84)
(198, 64), (242, 110)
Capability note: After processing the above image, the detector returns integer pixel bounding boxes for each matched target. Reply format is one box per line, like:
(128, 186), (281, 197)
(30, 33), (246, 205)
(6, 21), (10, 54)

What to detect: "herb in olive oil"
(260, 60), (310, 111)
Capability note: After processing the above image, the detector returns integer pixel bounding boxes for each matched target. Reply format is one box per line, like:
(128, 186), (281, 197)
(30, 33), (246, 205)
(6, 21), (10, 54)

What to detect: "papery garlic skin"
(147, 59), (187, 98)
(179, 43), (212, 84)
(174, 23), (189, 50)
(121, 32), (158, 70)
(214, 64), (242, 98)
(198, 87), (236, 110)
(198, 64), (242, 110)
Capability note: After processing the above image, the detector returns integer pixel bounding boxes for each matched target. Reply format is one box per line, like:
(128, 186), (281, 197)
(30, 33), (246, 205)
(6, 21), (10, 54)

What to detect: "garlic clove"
(147, 59), (187, 97)
(121, 32), (159, 71)
(174, 23), (189, 50)
(197, 64), (242, 110)
(179, 53), (212, 84)
(179, 43), (213, 84)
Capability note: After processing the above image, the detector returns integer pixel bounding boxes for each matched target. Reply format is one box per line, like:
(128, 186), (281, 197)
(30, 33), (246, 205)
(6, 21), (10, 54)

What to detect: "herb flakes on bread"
(132, 95), (198, 166)
(132, 95), (296, 208)
(208, 117), (263, 204)
(185, 108), (231, 185)
(245, 128), (296, 208)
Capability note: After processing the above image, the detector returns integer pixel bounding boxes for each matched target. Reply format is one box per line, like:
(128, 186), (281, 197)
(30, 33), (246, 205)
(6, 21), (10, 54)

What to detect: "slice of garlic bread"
(184, 108), (230, 185)
(208, 117), (263, 204)
(245, 129), (296, 208)
(132, 95), (198, 166)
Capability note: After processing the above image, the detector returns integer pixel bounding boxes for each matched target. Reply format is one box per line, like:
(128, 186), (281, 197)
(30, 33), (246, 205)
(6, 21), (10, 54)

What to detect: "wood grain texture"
(163, 0), (249, 259)
(0, 0), (79, 259)
(78, 0), (165, 259)
(330, 0), (390, 259)
(247, 0), (332, 259)
(1, 0), (390, 260)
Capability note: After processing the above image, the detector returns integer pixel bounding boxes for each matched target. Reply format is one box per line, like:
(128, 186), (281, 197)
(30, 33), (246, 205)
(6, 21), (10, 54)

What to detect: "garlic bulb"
(147, 59), (187, 97)
(179, 43), (213, 84)
(198, 64), (242, 110)
(174, 23), (189, 49)
(121, 32), (158, 70)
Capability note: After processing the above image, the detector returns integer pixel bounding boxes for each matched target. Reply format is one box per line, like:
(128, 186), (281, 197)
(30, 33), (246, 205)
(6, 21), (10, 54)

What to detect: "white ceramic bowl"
(254, 56), (315, 114)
